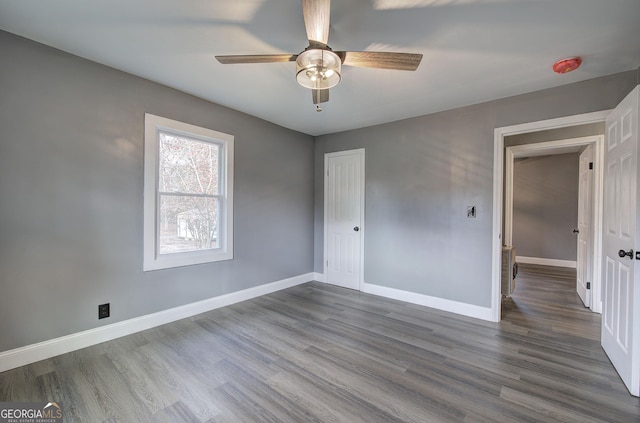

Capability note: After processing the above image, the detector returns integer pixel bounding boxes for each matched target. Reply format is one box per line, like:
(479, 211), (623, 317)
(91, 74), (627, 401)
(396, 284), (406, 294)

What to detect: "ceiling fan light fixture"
(217, 1), (423, 106)
(296, 49), (341, 90)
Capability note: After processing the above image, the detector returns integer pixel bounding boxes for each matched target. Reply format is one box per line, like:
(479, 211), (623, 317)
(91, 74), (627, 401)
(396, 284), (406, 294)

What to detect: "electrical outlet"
(98, 303), (110, 319)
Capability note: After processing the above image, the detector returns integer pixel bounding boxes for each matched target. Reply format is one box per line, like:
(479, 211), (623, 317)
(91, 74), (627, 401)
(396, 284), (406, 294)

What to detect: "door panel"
(617, 263), (630, 351)
(602, 85), (639, 396)
(621, 152), (632, 238)
(325, 150), (364, 290)
(604, 256), (615, 333)
(576, 144), (593, 307)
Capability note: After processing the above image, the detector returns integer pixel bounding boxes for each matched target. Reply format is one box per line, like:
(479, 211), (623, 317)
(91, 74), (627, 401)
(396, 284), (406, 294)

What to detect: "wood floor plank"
(270, 349), (450, 423)
(297, 345), (466, 422)
(152, 400), (201, 423)
(2, 264), (640, 421)
(499, 386), (603, 423)
(213, 359), (321, 423)
(107, 349), (178, 415)
(134, 341), (222, 422)
(50, 353), (111, 423)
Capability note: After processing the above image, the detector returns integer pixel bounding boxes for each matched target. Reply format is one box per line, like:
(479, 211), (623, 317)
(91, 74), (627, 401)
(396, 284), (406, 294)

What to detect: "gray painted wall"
(314, 72), (638, 308)
(0, 31), (314, 352)
(512, 153), (579, 261)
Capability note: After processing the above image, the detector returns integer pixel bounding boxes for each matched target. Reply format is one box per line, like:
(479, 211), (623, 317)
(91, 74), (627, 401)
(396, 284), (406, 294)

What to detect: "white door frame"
(492, 110), (611, 321)
(323, 148), (365, 290)
(504, 135), (604, 312)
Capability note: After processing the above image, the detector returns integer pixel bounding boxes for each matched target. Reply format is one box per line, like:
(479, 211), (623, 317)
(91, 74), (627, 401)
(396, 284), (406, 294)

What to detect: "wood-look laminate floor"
(2, 265), (639, 422)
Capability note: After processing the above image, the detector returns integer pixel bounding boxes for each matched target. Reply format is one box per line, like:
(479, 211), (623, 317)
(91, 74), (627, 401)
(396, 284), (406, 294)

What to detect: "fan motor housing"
(296, 49), (341, 89)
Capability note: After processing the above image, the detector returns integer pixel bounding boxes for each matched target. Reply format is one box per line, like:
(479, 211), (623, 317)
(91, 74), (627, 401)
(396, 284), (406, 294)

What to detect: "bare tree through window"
(158, 132), (221, 254)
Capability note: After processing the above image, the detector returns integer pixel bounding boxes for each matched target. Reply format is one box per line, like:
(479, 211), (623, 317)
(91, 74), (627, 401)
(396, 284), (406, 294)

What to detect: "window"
(144, 113), (233, 270)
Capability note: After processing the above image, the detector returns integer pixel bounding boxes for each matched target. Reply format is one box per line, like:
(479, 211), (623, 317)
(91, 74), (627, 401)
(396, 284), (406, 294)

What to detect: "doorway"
(504, 134), (604, 313)
(491, 110), (610, 322)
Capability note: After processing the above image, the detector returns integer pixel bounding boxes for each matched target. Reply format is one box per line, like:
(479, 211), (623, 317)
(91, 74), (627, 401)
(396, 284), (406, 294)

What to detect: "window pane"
(159, 131), (220, 195)
(159, 195), (220, 254)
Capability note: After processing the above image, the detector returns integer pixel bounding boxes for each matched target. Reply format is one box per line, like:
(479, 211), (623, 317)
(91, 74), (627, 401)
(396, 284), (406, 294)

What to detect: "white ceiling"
(1, 0), (639, 136)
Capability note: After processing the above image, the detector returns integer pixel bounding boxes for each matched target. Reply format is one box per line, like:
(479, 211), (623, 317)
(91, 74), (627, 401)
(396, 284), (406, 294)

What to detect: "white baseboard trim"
(516, 256), (576, 268)
(362, 283), (494, 322)
(312, 272), (326, 283)
(0, 273), (313, 373)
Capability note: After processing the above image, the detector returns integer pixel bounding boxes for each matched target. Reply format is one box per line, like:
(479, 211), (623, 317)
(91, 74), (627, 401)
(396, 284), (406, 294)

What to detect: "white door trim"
(492, 110), (611, 321)
(323, 148), (365, 291)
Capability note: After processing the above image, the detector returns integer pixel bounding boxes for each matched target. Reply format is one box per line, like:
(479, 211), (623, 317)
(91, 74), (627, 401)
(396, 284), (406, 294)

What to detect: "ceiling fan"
(215, 0), (423, 110)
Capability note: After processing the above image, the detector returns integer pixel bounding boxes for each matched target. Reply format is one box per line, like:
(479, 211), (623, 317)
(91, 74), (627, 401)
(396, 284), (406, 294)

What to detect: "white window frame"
(143, 113), (234, 271)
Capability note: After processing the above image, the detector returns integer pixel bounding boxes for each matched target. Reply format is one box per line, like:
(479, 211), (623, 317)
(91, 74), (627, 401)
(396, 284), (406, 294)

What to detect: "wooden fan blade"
(216, 54), (297, 64)
(302, 0), (330, 45)
(337, 51), (423, 71)
(312, 89), (329, 104)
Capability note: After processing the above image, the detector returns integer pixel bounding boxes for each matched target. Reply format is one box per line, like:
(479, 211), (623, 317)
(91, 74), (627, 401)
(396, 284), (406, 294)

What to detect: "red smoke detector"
(553, 57), (582, 74)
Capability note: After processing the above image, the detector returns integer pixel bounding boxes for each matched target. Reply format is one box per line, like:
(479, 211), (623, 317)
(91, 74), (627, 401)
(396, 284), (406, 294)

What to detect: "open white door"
(324, 149), (364, 290)
(576, 144), (593, 307)
(602, 85), (640, 397)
